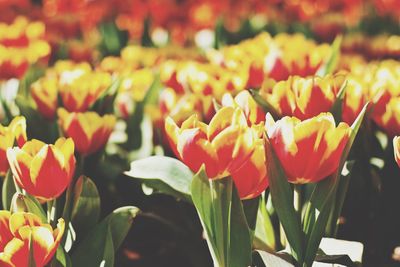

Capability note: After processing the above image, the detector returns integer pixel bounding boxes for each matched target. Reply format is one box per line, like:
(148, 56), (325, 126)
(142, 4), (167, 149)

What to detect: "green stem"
(294, 184), (302, 215)
(47, 199), (57, 227)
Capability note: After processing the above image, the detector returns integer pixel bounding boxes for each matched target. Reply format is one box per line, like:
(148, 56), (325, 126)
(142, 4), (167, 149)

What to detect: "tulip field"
(3, 1), (400, 266)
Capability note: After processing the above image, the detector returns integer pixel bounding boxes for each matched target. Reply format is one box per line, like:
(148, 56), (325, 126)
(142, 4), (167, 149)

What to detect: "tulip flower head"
(7, 138), (75, 200)
(266, 112), (350, 184)
(57, 108), (116, 155)
(165, 106), (268, 199)
(0, 211), (64, 267)
(261, 75), (339, 120)
(0, 117), (27, 176)
(394, 136), (400, 168)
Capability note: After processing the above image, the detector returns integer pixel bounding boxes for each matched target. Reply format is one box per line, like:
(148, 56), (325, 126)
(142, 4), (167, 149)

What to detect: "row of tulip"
(1, 14), (400, 266)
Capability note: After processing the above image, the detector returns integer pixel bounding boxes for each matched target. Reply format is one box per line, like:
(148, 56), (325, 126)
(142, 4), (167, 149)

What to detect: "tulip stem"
(47, 199), (57, 227)
(293, 185), (302, 215)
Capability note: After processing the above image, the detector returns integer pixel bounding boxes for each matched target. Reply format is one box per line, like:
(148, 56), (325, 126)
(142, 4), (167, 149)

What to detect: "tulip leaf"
(330, 80), (347, 124)
(71, 206), (139, 267)
(303, 103), (368, 266)
(252, 250), (294, 267)
(51, 247), (72, 267)
(71, 176), (101, 234)
(2, 170), (16, 210)
(11, 193), (47, 223)
(317, 35), (342, 76)
(90, 77), (121, 115)
(254, 193), (276, 251)
(265, 139), (304, 263)
(125, 156), (193, 202)
(249, 89), (280, 119)
(191, 168), (252, 267)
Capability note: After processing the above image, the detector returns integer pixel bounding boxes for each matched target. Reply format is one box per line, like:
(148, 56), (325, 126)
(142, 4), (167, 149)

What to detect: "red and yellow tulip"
(165, 106), (268, 199)
(0, 211), (64, 267)
(261, 75), (339, 120)
(0, 117), (27, 176)
(57, 108), (116, 155)
(59, 70), (112, 112)
(266, 112), (350, 184)
(221, 90), (265, 126)
(7, 138), (75, 200)
(31, 76), (58, 120)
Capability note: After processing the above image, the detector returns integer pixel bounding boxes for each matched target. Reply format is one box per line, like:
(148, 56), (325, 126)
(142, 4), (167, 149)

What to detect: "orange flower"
(394, 136), (400, 168)
(0, 211), (64, 267)
(261, 75), (339, 120)
(221, 90), (265, 125)
(165, 106), (268, 199)
(57, 108), (116, 155)
(7, 138), (75, 200)
(266, 112), (350, 184)
(0, 117), (27, 176)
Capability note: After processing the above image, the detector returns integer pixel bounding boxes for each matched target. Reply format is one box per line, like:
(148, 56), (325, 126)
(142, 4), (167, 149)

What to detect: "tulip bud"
(7, 138), (76, 200)
(57, 108), (116, 155)
(0, 116), (27, 176)
(266, 112), (350, 184)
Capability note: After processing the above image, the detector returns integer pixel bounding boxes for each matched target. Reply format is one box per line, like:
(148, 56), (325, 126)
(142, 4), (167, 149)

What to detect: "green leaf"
(71, 176), (101, 234)
(11, 193), (47, 222)
(71, 206), (139, 267)
(316, 35), (342, 76)
(249, 89), (280, 119)
(330, 80), (347, 124)
(123, 75), (162, 151)
(107, 206), (140, 250)
(90, 78), (121, 115)
(265, 139), (304, 263)
(303, 103), (368, 266)
(254, 193), (276, 251)
(51, 247), (72, 267)
(2, 170), (16, 210)
(242, 196), (260, 232)
(191, 168), (252, 267)
(125, 156), (193, 201)
(252, 250), (294, 267)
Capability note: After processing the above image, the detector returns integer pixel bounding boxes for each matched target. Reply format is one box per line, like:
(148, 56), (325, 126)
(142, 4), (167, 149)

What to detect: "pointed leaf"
(265, 139), (304, 263)
(125, 156), (193, 201)
(317, 35), (342, 76)
(2, 170), (16, 210)
(71, 176), (101, 234)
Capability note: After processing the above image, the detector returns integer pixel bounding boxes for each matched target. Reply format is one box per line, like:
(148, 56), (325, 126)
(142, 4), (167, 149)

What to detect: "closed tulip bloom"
(7, 138), (75, 200)
(0, 211), (64, 267)
(57, 108), (116, 155)
(31, 77), (58, 120)
(59, 71), (112, 112)
(266, 113), (350, 184)
(394, 136), (400, 168)
(0, 117), (27, 176)
(261, 75), (338, 120)
(165, 106), (268, 199)
(373, 97), (400, 137)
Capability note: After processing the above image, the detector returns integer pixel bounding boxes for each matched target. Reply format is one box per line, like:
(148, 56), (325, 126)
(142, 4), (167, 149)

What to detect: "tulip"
(266, 112), (350, 184)
(0, 211), (64, 267)
(261, 75), (339, 120)
(373, 97), (400, 137)
(221, 91), (265, 125)
(0, 117), (27, 176)
(394, 136), (400, 168)
(31, 77), (58, 120)
(57, 108), (116, 155)
(59, 71), (112, 112)
(7, 138), (75, 200)
(165, 106), (268, 199)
